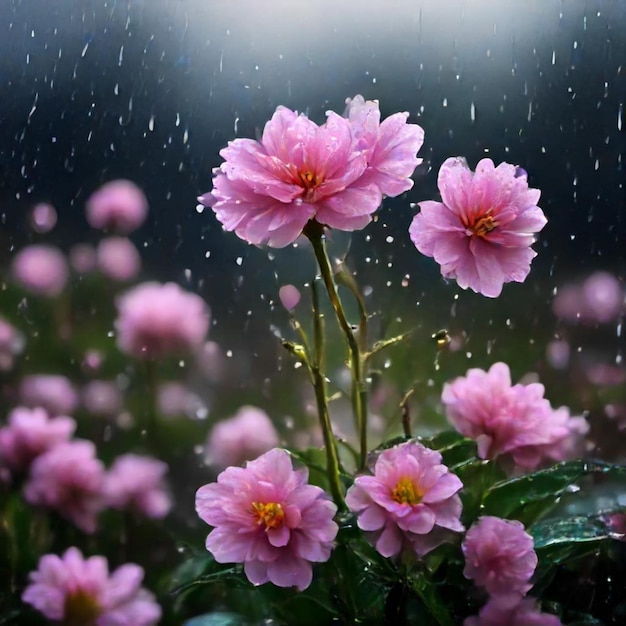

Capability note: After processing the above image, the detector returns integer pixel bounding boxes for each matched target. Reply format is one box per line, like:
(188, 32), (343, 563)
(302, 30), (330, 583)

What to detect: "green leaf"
(532, 515), (613, 550)
(184, 613), (250, 626)
(482, 460), (626, 523)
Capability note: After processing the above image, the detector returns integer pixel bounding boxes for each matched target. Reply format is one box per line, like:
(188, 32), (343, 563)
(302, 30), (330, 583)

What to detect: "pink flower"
(278, 284), (301, 311)
(198, 95), (423, 247)
(205, 405), (280, 469)
(344, 95), (424, 196)
(156, 382), (206, 419)
(70, 243), (97, 274)
(22, 547), (161, 626)
(441, 362), (589, 470)
(103, 454), (171, 519)
(115, 282), (210, 359)
(24, 440), (105, 533)
(20, 374), (79, 416)
(81, 380), (123, 416)
(553, 272), (624, 325)
(86, 179), (149, 233)
(464, 597), (562, 626)
(0, 407), (75, 473)
(0, 318), (24, 371)
(196, 448), (338, 590)
(409, 158), (547, 297)
(345, 441), (464, 558)
(11, 244), (69, 297)
(96, 236), (141, 281)
(30, 202), (58, 233)
(462, 516), (537, 604)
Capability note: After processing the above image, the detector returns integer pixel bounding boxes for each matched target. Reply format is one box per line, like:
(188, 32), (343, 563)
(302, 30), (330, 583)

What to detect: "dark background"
(0, 0), (624, 388)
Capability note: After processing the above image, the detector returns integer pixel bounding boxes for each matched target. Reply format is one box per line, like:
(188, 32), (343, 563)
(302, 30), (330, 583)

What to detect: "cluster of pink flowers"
(196, 448), (338, 590)
(0, 407), (75, 474)
(346, 441), (464, 558)
(204, 405), (280, 469)
(410, 157), (547, 298)
(115, 281), (210, 359)
(198, 95), (424, 247)
(22, 547), (161, 625)
(462, 516), (560, 625)
(553, 270), (624, 325)
(441, 362), (588, 471)
(0, 404), (171, 532)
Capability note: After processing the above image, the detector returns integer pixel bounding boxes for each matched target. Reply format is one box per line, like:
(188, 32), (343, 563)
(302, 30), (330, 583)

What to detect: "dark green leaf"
(482, 460), (626, 522)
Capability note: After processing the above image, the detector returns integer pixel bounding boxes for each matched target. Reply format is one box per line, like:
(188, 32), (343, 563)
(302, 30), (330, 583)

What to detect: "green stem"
(304, 221), (368, 470)
(310, 279), (346, 510)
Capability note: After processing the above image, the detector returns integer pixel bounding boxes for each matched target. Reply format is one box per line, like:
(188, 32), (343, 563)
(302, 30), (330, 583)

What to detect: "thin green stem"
(310, 279), (346, 509)
(304, 221), (368, 470)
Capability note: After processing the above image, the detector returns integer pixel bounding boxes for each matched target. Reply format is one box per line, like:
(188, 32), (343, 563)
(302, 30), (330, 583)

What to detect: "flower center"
(252, 501), (285, 529)
(64, 589), (102, 626)
(391, 477), (422, 505)
(297, 168), (320, 189)
(466, 212), (498, 237)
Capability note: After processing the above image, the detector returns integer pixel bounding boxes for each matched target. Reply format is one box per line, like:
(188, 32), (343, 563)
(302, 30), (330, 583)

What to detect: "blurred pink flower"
(552, 272), (624, 325)
(0, 407), (75, 473)
(103, 454), (171, 519)
(462, 516), (537, 605)
(205, 405), (280, 469)
(278, 284), (301, 311)
(409, 158), (547, 297)
(69, 243), (97, 274)
(86, 179), (148, 233)
(582, 271), (623, 323)
(196, 340), (226, 383)
(22, 547), (161, 626)
(24, 440), (105, 533)
(196, 448), (338, 590)
(96, 236), (141, 281)
(0, 318), (24, 371)
(346, 441), (464, 558)
(11, 244), (69, 297)
(464, 597), (562, 626)
(156, 382), (207, 419)
(545, 339), (570, 370)
(30, 202), (58, 233)
(441, 362), (588, 470)
(20, 374), (79, 416)
(198, 95), (423, 247)
(81, 380), (123, 416)
(115, 282), (210, 359)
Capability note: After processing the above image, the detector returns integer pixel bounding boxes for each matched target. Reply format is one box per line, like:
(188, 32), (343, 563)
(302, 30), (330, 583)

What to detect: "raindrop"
(470, 101), (475, 122)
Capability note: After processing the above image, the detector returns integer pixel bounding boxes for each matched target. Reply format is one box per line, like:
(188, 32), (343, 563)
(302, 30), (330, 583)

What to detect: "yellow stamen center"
(391, 477), (422, 505)
(297, 169), (319, 189)
(64, 589), (102, 626)
(466, 212), (498, 237)
(252, 501), (285, 529)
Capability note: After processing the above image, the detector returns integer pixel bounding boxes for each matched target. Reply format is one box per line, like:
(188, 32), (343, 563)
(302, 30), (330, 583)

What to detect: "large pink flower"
(0, 407), (75, 474)
(198, 95), (423, 247)
(441, 362), (588, 470)
(462, 516), (537, 605)
(22, 547), (161, 625)
(103, 454), (171, 519)
(115, 282), (210, 359)
(464, 597), (562, 626)
(24, 440), (105, 533)
(195, 448), (338, 590)
(345, 441), (464, 558)
(410, 158), (547, 297)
